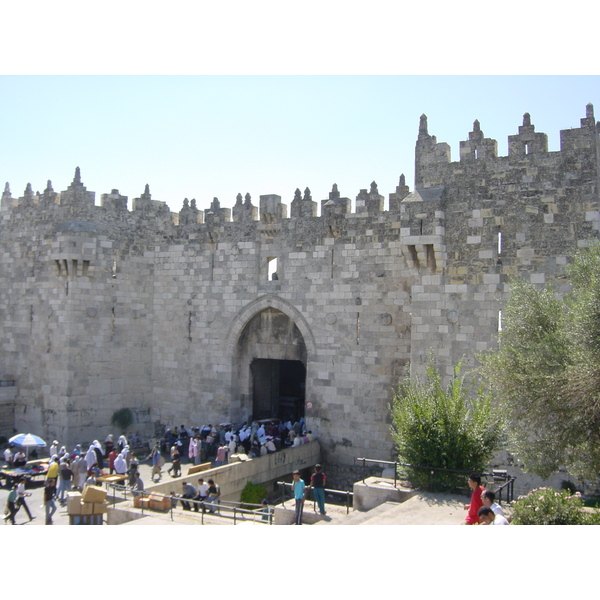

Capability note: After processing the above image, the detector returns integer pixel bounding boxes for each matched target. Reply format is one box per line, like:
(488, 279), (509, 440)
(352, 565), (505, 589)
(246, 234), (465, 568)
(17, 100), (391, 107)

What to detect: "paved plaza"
(2, 455), (473, 526)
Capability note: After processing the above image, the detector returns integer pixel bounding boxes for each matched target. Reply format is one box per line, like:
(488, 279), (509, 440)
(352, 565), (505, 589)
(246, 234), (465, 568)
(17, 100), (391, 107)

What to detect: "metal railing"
(108, 483), (274, 524)
(355, 457), (399, 487)
(355, 457), (516, 503)
(277, 481), (353, 515)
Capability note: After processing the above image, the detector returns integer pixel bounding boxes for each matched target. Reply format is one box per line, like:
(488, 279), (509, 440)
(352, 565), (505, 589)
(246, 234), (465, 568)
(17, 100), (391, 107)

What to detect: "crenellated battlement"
(3, 106), (599, 287)
(416, 104), (600, 188)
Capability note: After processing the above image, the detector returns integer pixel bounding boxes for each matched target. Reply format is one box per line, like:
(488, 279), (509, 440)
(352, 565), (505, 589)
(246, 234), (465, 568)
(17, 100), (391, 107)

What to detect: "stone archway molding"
(224, 294), (316, 358)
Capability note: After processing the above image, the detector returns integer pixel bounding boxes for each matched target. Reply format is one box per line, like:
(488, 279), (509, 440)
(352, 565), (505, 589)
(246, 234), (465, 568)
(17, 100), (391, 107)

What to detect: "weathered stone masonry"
(1, 105), (598, 485)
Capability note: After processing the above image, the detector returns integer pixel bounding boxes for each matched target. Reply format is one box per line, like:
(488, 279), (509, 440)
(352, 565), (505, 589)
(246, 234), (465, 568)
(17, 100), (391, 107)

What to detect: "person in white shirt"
(16, 479), (34, 521)
(49, 440), (59, 458)
(3, 444), (13, 466)
(481, 490), (505, 516)
(194, 478), (209, 512)
(228, 437), (237, 457)
(478, 507), (509, 525)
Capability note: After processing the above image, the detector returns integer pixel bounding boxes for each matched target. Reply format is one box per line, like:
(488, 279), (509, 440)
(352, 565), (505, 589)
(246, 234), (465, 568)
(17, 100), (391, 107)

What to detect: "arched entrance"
(235, 307), (307, 423)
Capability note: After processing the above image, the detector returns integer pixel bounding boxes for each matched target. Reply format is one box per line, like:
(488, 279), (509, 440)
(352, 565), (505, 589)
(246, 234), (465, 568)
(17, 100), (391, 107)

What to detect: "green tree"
(239, 481), (267, 508)
(390, 356), (504, 491)
(111, 408), (134, 432)
(481, 242), (600, 480)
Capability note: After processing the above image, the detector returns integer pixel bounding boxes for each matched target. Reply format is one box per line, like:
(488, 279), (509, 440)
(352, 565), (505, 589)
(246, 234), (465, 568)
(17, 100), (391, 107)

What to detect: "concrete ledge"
(273, 505), (330, 525)
(106, 505), (148, 525)
(352, 476), (415, 511)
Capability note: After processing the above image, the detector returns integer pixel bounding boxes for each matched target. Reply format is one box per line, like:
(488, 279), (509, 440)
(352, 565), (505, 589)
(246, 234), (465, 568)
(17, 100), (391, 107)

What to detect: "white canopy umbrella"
(8, 433), (47, 459)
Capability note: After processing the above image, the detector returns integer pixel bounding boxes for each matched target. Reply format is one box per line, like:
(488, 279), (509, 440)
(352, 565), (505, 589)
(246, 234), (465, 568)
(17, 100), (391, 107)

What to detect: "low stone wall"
(273, 505), (329, 525)
(106, 505), (148, 525)
(352, 476), (415, 511)
(146, 440), (321, 502)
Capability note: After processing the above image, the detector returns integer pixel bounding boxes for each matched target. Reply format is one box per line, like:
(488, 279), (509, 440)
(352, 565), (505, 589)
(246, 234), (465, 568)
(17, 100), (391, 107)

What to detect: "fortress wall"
(0, 106), (598, 476)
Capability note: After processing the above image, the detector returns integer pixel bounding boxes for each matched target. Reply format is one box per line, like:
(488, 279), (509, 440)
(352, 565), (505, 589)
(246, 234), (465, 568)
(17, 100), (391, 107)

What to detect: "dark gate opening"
(251, 359), (306, 422)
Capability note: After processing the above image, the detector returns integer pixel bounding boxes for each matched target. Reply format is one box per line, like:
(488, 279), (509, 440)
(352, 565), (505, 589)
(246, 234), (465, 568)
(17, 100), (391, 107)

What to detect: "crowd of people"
(157, 417), (315, 471)
(3, 417), (319, 525)
(3, 433), (144, 524)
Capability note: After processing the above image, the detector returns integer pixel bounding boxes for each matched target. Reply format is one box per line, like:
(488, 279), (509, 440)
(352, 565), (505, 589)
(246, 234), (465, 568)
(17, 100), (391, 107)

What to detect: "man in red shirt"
(108, 447), (119, 475)
(463, 473), (485, 525)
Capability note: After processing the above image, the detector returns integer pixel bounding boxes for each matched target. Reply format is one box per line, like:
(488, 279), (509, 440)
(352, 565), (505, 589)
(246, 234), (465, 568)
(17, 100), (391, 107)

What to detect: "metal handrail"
(354, 457), (516, 502)
(111, 485), (274, 524)
(277, 481), (353, 515)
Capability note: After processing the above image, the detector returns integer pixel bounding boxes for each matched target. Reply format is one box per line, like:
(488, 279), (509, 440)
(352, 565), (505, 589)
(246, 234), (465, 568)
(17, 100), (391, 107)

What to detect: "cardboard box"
(133, 494), (149, 509)
(80, 501), (94, 515)
(187, 462), (212, 475)
(93, 502), (108, 515)
(82, 485), (107, 504)
(149, 494), (170, 512)
(67, 491), (83, 515)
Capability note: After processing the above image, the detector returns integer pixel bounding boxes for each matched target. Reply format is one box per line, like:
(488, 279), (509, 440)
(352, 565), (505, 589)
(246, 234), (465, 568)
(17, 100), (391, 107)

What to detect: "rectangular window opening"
(425, 244), (436, 272)
(267, 256), (278, 281)
(407, 245), (419, 268)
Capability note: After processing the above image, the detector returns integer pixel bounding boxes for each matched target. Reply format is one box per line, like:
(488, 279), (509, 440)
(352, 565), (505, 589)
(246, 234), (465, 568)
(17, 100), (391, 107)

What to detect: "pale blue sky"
(1, 2), (599, 215)
(1, 76), (598, 213)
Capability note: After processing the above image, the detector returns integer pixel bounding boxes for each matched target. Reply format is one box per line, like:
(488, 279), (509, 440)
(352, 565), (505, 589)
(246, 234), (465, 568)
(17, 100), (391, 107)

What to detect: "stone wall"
(1, 105), (598, 487)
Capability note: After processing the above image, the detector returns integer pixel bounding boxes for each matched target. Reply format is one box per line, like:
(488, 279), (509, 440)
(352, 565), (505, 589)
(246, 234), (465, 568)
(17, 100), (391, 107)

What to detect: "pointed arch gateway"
(225, 296), (316, 425)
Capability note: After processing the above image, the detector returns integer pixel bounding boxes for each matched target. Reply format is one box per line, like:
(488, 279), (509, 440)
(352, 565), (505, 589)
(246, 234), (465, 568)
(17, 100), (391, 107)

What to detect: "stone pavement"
(2, 458), (469, 526)
(1, 458), (162, 526)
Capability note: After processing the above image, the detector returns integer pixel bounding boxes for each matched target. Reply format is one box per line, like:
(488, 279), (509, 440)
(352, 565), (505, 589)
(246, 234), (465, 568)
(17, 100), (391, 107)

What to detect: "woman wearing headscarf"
(76, 452), (88, 490)
(114, 451), (127, 479)
(49, 440), (59, 458)
(71, 453), (82, 490)
(117, 435), (128, 452)
(104, 434), (114, 459)
(84, 445), (96, 472)
(92, 440), (104, 470)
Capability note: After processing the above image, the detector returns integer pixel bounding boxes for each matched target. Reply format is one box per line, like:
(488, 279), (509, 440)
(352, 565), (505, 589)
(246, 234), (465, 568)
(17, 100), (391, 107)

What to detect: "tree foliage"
(111, 408), (134, 432)
(480, 242), (600, 480)
(239, 481), (267, 508)
(390, 356), (504, 491)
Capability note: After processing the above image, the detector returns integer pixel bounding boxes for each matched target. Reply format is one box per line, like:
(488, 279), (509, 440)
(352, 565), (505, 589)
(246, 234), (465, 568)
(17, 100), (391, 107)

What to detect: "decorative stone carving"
(379, 313), (392, 326)
(447, 310), (459, 324)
